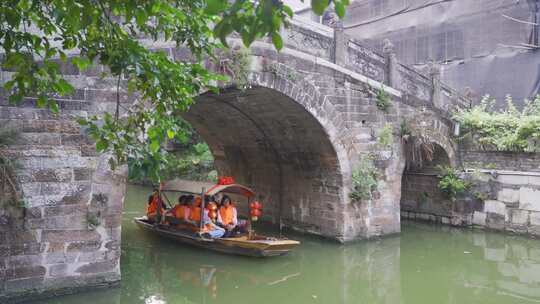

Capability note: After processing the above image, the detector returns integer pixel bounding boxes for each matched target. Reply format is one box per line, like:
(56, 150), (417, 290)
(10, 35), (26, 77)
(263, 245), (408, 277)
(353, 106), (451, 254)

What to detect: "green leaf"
(335, 1), (346, 18)
(96, 140), (108, 152)
(56, 79), (74, 95)
(311, 0), (329, 15)
(205, 0), (227, 15)
(150, 140), (161, 152)
(72, 57), (91, 71)
(283, 6), (294, 17)
(271, 32), (283, 51)
(37, 95), (48, 108)
(76, 118), (88, 126)
(49, 100), (59, 114)
(167, 129), (175, 139)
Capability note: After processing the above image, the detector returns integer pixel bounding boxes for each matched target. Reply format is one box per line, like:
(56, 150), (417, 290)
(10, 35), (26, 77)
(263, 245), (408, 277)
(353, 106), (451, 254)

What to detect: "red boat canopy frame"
(159, 179), (255, 198)
(205, 183), (255, 198)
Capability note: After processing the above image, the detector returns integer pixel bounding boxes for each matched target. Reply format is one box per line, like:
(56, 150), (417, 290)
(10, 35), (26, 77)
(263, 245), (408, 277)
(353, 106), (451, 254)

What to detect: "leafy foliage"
(162, 143), (216, 182)
(454, 95), (540, 152)
(399, 120), (412, 138)
(218, 45), (252, 90)
(377, 123), (393, 148)
(375, 85), (391, 113)
(0, 0), (348, 183)
(350, 155), (378, 202)
(437, 166), (469, 202)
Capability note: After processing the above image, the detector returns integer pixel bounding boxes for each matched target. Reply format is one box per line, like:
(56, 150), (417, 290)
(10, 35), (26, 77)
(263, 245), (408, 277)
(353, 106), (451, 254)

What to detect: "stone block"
(519, 187), (540, 211)
(497, 188), (520, 204)
(6, 255), (42, 268)
(48, 264), (68, 278)
(529, 225), (540, 236)
(10, 243), (44, 256)
(75, 260), (117, 275)
(484, 200), (506, 216)
(473, 211), (486, 226)
(32, 169), (72, 183)
(4, 276), (44, 292)
(78, 251), (107, 263)
(6, 266), (46, 280)
(41, 215), (88, 230)
(45, 252), (77, 265)
(486, 212), (505, 230)
(42, 230), (101, 243)
(497, 174), (528, 185)
(528, 176), (540, 186)
(530, 212), (540, 226)
(73, 168), (93, 181)
(509, 209), (529, 225)
(47, 242), (66, 253)
(66, 241), (101, 253)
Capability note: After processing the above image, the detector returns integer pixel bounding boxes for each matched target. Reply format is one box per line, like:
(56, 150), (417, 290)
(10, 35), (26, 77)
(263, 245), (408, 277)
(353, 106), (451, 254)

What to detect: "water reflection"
(35, 186), (540, 304)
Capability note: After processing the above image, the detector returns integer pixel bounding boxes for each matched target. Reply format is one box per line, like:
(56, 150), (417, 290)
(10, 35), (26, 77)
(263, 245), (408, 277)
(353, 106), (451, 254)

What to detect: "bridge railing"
(283, 17), (472, 118)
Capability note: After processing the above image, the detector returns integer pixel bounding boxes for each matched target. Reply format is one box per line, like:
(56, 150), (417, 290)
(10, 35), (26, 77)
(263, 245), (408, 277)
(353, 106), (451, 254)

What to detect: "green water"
(37, 185), (540, 304)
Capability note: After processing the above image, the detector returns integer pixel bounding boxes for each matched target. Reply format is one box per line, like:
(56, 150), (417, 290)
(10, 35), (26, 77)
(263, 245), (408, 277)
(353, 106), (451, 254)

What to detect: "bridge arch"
(183, 73), (351, 238)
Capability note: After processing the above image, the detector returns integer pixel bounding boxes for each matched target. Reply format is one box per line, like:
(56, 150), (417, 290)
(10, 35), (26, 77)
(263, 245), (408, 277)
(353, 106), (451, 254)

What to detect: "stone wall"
(460, 150), (540, 173)
(0, 71), (128, 301)
(401, 166), (540, 237)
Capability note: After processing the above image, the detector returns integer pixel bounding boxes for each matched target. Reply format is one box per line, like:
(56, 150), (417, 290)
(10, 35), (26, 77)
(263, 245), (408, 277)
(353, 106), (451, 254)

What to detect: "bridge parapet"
(282, 18), (471, 118)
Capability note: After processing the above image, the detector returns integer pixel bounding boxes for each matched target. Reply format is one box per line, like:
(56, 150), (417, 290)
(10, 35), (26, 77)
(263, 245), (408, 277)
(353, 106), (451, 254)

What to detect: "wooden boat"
(134, 179), (300, 257)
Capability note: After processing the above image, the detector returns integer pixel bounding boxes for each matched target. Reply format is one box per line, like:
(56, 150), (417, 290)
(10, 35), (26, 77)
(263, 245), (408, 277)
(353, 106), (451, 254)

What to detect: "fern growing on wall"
(375, 85), (391, 113)
(350, 155), (379, 202)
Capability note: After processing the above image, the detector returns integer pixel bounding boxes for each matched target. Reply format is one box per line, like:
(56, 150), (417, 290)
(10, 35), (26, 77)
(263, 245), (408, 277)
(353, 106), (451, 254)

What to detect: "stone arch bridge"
(0, 18), (468, 299)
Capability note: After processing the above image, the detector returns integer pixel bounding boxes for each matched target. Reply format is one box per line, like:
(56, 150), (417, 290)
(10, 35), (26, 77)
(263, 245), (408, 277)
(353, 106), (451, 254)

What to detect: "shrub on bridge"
(454, 95), (540, 152)
(350, 155), (379, 202)
(436, 166), (469, 202)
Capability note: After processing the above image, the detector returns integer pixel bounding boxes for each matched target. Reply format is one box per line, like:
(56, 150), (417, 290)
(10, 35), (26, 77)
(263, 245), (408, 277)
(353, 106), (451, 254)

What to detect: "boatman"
(146, 188), (165, 223)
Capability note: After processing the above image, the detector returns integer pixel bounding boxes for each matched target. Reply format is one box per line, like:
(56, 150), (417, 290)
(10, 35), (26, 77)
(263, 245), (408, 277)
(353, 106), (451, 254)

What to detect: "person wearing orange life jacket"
(188, 196), (224, 238)
(146, 189), (165, 223)
(165, 195), (191, 225)
(217, 195), (246, 237)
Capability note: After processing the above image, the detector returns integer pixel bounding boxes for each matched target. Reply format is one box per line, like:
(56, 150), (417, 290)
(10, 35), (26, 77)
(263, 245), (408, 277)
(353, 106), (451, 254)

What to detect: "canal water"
(38, 185), (540, 304)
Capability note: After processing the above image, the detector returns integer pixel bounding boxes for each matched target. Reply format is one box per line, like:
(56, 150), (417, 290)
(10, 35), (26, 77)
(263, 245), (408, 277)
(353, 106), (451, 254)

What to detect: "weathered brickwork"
(0, 17), (464, 301)
(0, 77), (128, 302)
(401, 161), (540, 236)
(460, 150), (540, 173)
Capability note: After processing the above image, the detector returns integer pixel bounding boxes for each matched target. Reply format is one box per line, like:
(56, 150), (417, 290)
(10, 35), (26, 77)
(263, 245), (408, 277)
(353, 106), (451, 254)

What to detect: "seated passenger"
(187, 196), (203, 225)
(188, 196), (225, 238)
(165, 195), (190, 225)
(146, 189), (165, 223)
(217, 195), (246, 237)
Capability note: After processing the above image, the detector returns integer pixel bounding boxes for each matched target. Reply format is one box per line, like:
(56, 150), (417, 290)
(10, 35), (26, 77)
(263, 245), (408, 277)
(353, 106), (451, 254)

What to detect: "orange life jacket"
(147, 194), (163, 216)
(175, 205), (189, 220)
(187, 207), (214, 232)
(219, 205), (236, 225)
(190, 206), (202, 222)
